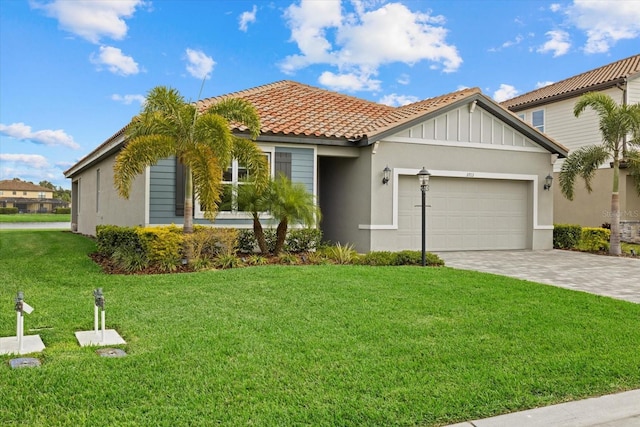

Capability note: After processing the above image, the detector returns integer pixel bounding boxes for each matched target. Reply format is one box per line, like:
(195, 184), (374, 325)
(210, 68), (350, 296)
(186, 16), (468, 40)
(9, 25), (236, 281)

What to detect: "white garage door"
(397, 176), (530, 251)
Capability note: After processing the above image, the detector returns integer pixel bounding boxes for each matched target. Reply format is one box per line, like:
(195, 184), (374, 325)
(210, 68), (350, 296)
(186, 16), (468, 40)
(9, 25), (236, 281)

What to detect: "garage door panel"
(398, 176), (529, 251)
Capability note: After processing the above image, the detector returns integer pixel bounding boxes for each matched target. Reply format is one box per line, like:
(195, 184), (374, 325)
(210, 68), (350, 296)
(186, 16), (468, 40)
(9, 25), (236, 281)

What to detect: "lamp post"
(417, 167), (431, 267)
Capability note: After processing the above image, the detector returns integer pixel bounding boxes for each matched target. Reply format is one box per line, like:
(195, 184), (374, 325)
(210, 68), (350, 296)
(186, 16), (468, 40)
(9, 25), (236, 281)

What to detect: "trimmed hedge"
(0, 207), (19, 214)
(579, 227), (610, 252)
(553, 224), (582, 249)
(54, 207), (71, 214)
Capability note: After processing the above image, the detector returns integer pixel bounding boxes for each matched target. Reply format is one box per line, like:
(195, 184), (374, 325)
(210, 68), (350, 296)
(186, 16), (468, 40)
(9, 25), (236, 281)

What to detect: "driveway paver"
(436, 249), (640, 303)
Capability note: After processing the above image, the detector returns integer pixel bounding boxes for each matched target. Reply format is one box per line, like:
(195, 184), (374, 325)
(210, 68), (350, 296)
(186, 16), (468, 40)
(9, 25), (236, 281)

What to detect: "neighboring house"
(64, 80), (567, 252)
(0, 180), (69, 213)
(502, 54), (640, 242)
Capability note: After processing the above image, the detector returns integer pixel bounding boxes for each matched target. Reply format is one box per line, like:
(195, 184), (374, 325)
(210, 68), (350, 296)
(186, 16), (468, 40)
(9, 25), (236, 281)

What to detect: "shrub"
(393, 250), (423, 266)
(214, 253), (241, 269)
(237, 229), (257, 253)
(137, 226), (184, 272)
(553, 224), (582, 249)
(0, 207), (19, 214)
(54, 207), (71, 214)
(278, 253), (299, 265)
(359, 251), (395, 266)
(285, 228), (323, 253)
(579, 227), (610, 252)
(96, 225), (142, 257)
(111, 245), (149, 272)
(245, 254), (268, 266)
(324, 242), (359, 265)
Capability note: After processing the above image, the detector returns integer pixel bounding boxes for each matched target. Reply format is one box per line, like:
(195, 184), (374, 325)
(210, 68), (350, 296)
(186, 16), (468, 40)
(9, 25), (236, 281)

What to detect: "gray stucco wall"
(72, 153), (147, 236)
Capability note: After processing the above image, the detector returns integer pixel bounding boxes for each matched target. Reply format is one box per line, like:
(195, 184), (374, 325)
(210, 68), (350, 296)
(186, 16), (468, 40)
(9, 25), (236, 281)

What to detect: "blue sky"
(1, 0), (639, 189)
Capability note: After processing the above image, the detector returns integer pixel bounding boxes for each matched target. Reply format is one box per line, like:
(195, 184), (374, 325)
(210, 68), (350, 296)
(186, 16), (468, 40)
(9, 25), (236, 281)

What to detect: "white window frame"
(194, 146), (275, 219)
(532, 109), (544, 132)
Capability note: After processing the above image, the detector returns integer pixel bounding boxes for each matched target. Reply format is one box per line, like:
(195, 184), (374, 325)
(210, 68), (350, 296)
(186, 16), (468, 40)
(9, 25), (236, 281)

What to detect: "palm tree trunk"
(184, 166), (194, 234)
(252, 213), (268, 254)
(609, 158), (621, 255)
(274, 218), (288, 256)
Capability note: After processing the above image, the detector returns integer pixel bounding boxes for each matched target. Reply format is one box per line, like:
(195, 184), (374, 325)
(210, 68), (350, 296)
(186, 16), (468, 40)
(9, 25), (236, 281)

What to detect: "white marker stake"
(94, 304), (99, 334)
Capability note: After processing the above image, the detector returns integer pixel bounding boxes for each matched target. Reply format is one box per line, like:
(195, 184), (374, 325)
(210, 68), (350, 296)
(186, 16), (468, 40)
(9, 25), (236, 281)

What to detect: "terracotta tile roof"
(197, 80), (480, 141)
(0, 180), (52, 192)
(502, 54), (640, 110)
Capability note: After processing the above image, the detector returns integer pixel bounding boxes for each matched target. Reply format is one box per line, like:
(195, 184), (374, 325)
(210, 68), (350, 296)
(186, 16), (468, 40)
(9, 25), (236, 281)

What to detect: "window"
(23, 191), (27, 196)
(38, 192), (46, 199)
(517, 113), (525, 121)
(532, 110), (544, 132)
(12, 191), (16, 195)
(219, 154), (270, 213)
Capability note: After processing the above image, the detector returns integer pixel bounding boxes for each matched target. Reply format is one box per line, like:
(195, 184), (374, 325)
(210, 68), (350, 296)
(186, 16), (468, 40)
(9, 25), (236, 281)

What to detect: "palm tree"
(237, 181), (269, 254)
(113, 86), (269, 234)
(262, 174), (321, 256)
(559, 92), (640, 255)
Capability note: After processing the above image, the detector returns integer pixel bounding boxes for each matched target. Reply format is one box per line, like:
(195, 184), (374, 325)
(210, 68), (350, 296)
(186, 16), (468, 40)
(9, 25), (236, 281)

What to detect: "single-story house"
(501, 54), (640, 242)
(0, 180), (69, 213)
(64, 80), (568, 252)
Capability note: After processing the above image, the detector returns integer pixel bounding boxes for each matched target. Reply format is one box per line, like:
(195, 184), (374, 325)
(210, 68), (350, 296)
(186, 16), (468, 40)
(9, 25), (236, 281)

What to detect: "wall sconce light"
(382, 166), (391, 185)
(543, 174), (553, 190)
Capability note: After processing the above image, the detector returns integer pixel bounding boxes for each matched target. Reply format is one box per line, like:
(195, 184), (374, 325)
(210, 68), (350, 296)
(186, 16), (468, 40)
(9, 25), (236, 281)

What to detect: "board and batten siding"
(394, 105), (540, 149)
(278, 146), (314, 193)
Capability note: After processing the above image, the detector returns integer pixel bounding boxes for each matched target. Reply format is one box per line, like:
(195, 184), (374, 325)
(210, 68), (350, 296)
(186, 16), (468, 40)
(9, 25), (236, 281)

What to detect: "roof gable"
(502, 54), (640, 110)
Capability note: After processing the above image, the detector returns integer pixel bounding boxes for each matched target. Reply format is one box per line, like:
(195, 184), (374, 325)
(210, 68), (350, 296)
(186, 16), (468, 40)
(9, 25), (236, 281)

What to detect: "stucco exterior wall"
(71, 153), (147, 236)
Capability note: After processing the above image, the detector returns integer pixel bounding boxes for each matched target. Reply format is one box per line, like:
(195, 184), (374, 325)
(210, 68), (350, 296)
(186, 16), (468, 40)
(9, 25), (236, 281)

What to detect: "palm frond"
(573, 92), (616, 119)
(231, 137), (270, 192)
(183, 146), (224, 221)
(205, 98), (261, 139)
(559, 145), (608, 200)
(114, 135), (176, 198)
(193, 113), (234, 168)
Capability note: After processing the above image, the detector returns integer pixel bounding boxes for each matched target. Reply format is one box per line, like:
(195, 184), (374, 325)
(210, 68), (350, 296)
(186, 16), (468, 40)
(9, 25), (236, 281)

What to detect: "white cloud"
(567, 0), (640, 53)
(318, 71), (381, 92)
(281, 1), (461, 92)
(0, 122), (79, 149)
(493, 84), (519, 102)
(185, 48), (215, 80)
(239, 5), (257, 32)
(111, 93), (146, 105)
(31, 0), (145, 43)
(0, 154), (50, 169)
(90, 46), (140, 75)
(550, 3), (562, 12)
(536, 81), (555, 88)
(537, 30), (571, 57)
(397, 74), (410, 85)
(379, 93), (419, 107)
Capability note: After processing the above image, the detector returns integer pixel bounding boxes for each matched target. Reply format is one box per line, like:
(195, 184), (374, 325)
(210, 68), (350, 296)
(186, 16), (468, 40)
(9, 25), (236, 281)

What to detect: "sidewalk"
(445, 389), (640, 427)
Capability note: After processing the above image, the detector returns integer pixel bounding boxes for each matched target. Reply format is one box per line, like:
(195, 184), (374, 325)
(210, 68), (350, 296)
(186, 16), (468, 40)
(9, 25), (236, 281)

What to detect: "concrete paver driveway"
(436, 250), (640, 304)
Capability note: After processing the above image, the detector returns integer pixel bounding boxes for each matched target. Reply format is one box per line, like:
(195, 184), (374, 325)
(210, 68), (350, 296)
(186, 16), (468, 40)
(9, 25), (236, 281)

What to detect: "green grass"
(1, 231), (640, 426)
(622, 241), (640, 256)
(0, 213), (70, 223)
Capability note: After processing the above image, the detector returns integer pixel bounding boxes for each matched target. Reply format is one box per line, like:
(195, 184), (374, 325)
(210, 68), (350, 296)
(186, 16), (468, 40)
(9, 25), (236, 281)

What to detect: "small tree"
(262, 175), (321, 256)
(113, 86), (269, 234)
(560, 92), (640, 255)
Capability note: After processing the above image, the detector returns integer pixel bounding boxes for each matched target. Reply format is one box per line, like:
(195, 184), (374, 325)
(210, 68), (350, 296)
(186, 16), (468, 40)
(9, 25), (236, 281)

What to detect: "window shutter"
(175, 158), (185, 216)
(275, 152), (292, 179)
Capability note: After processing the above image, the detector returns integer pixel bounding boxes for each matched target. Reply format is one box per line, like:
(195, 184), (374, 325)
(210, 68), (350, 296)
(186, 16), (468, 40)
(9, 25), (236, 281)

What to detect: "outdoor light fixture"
(417, 167), (431, 267)
(544, 174), (553, 190)
(382, 166), (391, 185)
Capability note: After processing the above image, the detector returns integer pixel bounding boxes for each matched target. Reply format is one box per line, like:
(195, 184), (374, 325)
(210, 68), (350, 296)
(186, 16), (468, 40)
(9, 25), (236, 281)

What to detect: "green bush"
(359, 251), (395, 266)
(323, 243), (359, 265)
(112, 244), (149, 272)
(54, 207), (71, 214)
(285, 228), (323, 253)
(579, 227), (610, 252)
(137, 226), (184, 272)
(96, 225), (142, 257)
(553, 224), (582, 249)
(0, 207), (19, 214)
(237, 229), (257, 253)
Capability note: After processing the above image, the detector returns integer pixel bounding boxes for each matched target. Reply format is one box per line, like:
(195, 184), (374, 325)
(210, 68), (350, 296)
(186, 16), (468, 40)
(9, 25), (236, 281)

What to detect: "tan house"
(65, 81), (567, 252)
(0, 180), (69, 213)
(502, 54), (640, 242)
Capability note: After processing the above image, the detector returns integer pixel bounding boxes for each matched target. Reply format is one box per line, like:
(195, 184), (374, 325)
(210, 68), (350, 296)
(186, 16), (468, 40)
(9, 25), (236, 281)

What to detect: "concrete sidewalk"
(445, 389), (640, 427)
(437, 250), (640, 427)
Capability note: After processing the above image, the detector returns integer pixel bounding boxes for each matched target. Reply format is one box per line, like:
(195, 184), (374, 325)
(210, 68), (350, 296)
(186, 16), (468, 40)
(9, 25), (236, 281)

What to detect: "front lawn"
(1, 230), (639, 426)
